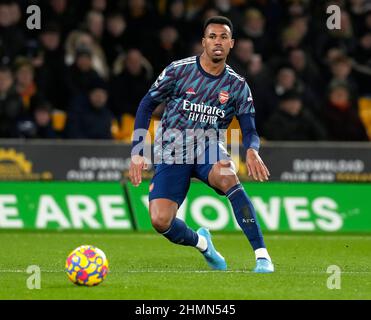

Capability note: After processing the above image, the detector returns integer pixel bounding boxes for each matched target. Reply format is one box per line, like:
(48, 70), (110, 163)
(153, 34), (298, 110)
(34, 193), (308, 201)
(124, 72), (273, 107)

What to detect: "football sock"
(196, 235), (208, 252)
(226, 184), (266, 251)
(161, 218), (198, 247)
(255, 248), (271, 262)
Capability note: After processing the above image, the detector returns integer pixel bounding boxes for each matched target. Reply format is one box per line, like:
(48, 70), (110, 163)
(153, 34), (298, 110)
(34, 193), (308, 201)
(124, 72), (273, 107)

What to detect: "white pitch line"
(1, 234), (370, 241)
(0, 269), (63, 273)
(0, 269), (370, 275)
(125, 270), (371, 274)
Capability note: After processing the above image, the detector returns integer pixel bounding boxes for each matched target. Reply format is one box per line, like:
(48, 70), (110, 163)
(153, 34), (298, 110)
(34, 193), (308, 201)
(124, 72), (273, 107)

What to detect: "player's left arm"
(236, 82), (270, 182)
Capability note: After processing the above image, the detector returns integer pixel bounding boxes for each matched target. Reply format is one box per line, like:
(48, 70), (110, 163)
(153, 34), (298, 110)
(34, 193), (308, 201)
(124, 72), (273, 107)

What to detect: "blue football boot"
(253, 258), (274, 273)
(197, 227), (227, 271)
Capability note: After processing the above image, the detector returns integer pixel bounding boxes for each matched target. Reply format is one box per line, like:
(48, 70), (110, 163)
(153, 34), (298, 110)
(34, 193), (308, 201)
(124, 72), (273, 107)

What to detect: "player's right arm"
(129, 63), (176, 186)
(235, 81), (270, 182)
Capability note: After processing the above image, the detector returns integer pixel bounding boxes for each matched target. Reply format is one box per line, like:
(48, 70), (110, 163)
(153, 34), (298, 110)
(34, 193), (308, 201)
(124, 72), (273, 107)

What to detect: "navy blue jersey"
(147, 55), (255, 163)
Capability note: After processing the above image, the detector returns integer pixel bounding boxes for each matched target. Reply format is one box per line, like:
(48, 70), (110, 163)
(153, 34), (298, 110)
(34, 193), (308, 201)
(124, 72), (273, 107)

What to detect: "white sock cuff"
(255, 248), (271, 262)
(196, 235), (208, 252)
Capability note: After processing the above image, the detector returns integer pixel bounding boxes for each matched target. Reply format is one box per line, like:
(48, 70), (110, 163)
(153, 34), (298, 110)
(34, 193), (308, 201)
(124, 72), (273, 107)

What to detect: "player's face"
(202, 24), (234, 63)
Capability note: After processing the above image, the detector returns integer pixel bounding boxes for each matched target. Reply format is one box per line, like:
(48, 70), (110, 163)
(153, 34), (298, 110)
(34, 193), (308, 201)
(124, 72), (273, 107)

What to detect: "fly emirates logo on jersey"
(182, 99), (226, 125)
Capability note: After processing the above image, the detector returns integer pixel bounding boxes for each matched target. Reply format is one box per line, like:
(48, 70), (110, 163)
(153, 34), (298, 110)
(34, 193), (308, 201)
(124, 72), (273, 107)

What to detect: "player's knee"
(150, 211), (172, 233)
(219, 159), (232, 167)
(216, 174), (239, 193)
(219, 160), (237, 173)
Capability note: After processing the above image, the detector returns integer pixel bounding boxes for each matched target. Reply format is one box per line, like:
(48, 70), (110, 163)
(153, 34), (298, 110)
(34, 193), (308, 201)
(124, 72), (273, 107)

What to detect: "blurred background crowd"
(1, 0), (371, 142)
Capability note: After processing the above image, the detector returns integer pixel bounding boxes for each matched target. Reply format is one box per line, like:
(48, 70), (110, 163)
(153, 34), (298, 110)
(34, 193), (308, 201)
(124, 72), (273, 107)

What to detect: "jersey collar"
(196, 55), (226, 79)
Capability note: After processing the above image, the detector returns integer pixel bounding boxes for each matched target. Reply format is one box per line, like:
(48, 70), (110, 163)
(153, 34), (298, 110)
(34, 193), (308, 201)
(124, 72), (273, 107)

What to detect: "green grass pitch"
(0, 231), (370, 300)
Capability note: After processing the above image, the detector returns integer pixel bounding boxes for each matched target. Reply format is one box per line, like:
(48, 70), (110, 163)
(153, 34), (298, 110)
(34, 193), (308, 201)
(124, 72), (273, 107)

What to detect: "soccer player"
(129, 16), (274, 273)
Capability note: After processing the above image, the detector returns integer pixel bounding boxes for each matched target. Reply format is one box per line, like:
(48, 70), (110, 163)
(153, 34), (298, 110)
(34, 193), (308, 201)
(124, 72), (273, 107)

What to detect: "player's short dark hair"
(203, 16), (233, 36)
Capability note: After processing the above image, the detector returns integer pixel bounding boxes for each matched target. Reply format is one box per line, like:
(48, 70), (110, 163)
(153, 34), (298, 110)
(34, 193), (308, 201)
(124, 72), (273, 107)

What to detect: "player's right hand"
(246, 148), (270, 182)
(129, 155), (147, 186)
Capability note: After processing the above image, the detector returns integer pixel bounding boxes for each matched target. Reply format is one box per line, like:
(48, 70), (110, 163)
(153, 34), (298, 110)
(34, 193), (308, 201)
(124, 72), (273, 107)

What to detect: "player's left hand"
(246, 148), (270, 182)
(129, 155), (148, 187)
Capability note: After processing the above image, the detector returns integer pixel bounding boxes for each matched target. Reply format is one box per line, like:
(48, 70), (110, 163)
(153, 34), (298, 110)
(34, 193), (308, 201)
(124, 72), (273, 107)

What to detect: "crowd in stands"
(0, 0), (371, 142)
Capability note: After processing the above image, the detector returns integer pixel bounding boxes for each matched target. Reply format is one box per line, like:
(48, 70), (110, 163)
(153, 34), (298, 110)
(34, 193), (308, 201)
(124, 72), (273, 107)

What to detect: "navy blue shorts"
(149, 145), (230, 207)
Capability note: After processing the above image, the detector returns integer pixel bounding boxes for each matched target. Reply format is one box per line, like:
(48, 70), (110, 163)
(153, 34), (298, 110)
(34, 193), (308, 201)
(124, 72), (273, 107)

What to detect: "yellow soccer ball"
(65, 245), (109, 286)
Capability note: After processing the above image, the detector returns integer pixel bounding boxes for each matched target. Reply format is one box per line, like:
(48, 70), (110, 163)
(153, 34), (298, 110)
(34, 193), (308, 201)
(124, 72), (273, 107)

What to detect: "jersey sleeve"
(235, 81), (255, 116)
(148, 62), (176, 103)
(235, 81), (260, 151)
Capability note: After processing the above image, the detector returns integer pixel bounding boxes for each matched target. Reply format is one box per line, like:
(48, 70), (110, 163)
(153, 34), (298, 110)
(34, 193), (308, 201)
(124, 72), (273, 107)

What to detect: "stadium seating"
(112, 113), (160, 143)
(359, 97), (371, 140)
(51, 110), (67, 132)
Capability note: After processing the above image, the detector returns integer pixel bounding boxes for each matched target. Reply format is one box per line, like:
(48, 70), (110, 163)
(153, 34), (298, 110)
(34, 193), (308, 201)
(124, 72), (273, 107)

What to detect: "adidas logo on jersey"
(186, 88), (196, 95)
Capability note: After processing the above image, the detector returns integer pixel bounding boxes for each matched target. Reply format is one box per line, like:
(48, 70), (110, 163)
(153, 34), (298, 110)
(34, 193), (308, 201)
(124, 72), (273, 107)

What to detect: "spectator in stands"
(8, 0), (22, 29)
(0, 65), (23, 137)
(149, 25), (185, 75)
(124, 0), (159, 52)
(228, 38), (271, 133)
(238, 8), (272, 60)
(273, 66), (319, 115)
(285, 0), (308, 20)
(35, 22), (68, 111)
(110, 49), (152, 118)
(31, 101), (58, 138)
(90, 0), (108, 14)
(65, 79), (113, 139)
(329, 55), (359, 99)
(190, 40), (203, 56)
(64, 46), (103, 102)
(102, 12), (129, 69)
(348, 0), (370, 36)
(324, 81), (369, 141)
(182, 0), (209, 20)
(355, 30), (371, 66)
(361, 8), (371, 34)
(17, 99), (58, 139)
(84, 10), (105, 43)
(274, 14), (312, 64)
(288, 15), (311, 50)
(263, 90), (327, 141)
(14, 57), (40, 112)
(287, 47), (324, 97)
(324, 46), (346, 66)
(279, 27), (303, 55)
(44, 0), (78, 40)
(316, 10), (357, 59)
(317, 45), (345, 80)
(0, 1), (25, 65)
(227, 38), (254, 78)
(201, 6), (221, 21)
(0, 2), (369, 142)
(274, 65), (297, 90)
(212, 0), (244, 28)
(352, 31), (371, 95)
(65, 30), (109, 79)
(163, 0), (191, 42)
(246, 53), (272, 132)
